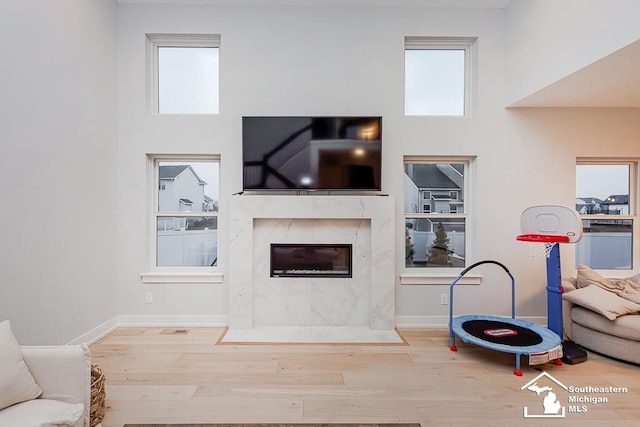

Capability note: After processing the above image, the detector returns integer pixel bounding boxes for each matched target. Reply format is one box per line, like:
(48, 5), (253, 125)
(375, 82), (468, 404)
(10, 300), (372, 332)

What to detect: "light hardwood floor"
(90, 327), (639, 427)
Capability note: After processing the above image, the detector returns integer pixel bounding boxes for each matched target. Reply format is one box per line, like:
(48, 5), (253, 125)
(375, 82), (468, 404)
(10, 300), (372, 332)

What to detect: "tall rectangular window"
(575, 160), (637, 271)
(404, 157), (471, 268)
(404, 37), (476, 117)
(147, 34), (220, 114)
(151, 155), (220, 268)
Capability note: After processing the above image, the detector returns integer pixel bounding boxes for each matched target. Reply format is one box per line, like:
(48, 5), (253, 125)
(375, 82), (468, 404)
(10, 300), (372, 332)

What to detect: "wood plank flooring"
(90, 328), (640, 427)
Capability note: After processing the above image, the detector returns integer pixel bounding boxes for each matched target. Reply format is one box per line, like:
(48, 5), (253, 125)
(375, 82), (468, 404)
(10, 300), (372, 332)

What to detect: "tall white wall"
(505, 0), (640, 106)
(0, 0), (118, 344)
(116, 4), (512, 322)
(115, 3), (636, 327)
(6, 2), (632, 335)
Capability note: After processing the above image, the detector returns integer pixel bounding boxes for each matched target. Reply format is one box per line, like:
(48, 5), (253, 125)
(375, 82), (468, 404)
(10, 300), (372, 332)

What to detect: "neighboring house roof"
(159, 165), (207, 185)
(179, 198), (193, 204)
(576, 197), (603, 205)
(204, 195), (213, 203)
(406, 164), (459, 189)
(159, 165), (190, 179)
(602, 194), (629, 205)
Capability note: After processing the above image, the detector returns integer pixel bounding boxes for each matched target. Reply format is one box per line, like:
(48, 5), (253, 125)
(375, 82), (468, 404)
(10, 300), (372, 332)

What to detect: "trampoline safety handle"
(456, 260), (511, 278)
(449, 259), (517, 342)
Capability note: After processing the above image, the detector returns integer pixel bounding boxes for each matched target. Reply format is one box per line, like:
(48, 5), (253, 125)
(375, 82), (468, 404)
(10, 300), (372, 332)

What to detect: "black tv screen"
(242, 116), (382, 191)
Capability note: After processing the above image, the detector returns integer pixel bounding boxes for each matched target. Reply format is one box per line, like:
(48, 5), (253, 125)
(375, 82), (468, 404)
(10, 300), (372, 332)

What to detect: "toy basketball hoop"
(517, 205), (582, 257)
(517, 205), (588, 360)
(517, 234), (570, 258)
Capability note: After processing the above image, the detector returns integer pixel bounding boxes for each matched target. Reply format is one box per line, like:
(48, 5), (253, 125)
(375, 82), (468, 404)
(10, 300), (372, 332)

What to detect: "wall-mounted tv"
(242, 116), (382, 191)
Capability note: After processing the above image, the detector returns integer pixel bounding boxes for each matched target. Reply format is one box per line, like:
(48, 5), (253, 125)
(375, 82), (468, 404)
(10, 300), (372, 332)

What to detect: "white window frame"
(576, 158), (638, 277)
(146, 33), (221, 115)
(401, 156), (479, 285)
(404, 36), (477, 117)
(141, 154), (223, 284)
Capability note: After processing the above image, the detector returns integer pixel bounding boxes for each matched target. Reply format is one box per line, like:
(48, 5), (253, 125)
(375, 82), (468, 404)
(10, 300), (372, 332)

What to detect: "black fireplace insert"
(270, 243), (352, 278)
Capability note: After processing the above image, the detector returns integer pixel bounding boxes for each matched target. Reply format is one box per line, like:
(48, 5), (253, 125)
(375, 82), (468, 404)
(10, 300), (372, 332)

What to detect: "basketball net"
(527, 242), (557, 259)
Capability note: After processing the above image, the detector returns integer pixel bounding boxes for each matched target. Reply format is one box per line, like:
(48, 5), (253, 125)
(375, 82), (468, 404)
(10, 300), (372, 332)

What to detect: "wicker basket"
(90, 364), (106, 427)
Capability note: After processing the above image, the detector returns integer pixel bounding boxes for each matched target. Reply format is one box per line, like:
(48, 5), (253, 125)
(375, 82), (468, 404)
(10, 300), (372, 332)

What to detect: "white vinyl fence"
(157, 229), (218, 266)
(576, 232), (632, 270)
(408, 229), (465, 266)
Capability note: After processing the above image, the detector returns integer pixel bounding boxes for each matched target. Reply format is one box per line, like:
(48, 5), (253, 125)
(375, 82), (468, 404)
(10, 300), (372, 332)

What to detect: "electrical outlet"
(145, 292), (154, 304)
(440, 293), (448, 305)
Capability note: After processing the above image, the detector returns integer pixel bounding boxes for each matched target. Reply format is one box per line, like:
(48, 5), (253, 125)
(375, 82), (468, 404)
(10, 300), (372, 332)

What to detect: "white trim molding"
(140, 271), (224, 284)
(118, 314), (228, 327)
(67, 317), (119, 346)
(399, 272), (481, 285)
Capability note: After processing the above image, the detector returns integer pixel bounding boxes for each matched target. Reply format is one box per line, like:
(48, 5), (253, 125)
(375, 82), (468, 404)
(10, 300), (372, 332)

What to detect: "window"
(404, 37), (476, 117)
(147, 34), (220, 114)
(151, 155), (220, 268)
(404, 158), (471, 268)
(576, 160), (637, 272)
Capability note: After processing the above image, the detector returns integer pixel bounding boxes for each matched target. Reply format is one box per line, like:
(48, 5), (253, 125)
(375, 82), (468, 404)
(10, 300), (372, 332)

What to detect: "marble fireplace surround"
(224, 194), (401, 343)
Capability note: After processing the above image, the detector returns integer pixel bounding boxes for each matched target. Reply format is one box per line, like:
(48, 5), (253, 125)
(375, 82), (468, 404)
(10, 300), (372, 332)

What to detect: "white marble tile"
(228, 195), (395, 340)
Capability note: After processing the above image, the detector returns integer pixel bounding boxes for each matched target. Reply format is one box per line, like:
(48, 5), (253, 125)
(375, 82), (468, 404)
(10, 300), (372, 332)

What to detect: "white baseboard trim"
(395, 315), (449, 328)
(117, 314), (228, 327)
(67, 316), (119, 346)
(395, 315), (549, 328)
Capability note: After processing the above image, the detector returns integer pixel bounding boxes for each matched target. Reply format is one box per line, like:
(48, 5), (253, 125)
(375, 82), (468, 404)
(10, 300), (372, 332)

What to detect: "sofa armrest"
(20, 344), (92, 427)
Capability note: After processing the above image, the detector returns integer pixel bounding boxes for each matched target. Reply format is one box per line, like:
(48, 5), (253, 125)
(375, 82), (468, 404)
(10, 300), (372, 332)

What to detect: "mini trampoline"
(449, 260), (562, 376)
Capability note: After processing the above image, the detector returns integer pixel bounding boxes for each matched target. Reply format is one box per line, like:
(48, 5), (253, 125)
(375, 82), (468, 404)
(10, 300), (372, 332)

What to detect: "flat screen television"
(242, 116), (382, 191)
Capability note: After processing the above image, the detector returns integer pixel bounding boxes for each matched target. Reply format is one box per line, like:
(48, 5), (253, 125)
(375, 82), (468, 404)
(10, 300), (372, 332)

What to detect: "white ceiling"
(510, 39), (640, 108)
(116, 0), (512, 7)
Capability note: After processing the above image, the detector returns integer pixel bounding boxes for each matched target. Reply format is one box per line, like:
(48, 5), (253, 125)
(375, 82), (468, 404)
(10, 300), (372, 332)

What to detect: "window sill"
(140, 271), (224, 284)
(399, 272), (481, 285)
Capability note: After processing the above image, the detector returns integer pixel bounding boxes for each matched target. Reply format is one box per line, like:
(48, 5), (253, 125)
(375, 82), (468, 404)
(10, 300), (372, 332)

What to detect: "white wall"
(114, 3), (640, 327)
(0, 0), (119, 344)
(505, 0), (640, 105)
(6, 2), (635, 338)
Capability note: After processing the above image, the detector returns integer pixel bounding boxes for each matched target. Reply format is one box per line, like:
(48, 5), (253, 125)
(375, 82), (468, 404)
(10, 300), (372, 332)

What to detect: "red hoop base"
(516, 234), (570, 243)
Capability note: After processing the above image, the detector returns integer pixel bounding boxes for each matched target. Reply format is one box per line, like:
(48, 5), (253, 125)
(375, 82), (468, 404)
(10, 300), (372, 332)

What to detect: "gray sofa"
(562, 276), (640, 365)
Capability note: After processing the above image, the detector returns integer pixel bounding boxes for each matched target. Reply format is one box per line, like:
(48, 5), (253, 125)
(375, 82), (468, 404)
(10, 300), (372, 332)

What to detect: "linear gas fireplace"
(270, 243), (352, 278)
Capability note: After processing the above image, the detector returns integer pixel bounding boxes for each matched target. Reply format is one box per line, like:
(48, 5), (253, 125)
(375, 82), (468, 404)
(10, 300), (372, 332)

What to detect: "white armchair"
(0, 320), (97, 427)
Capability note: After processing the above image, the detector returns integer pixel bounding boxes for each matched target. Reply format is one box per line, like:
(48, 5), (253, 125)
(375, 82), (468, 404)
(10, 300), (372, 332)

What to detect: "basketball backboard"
(519, 205), (582, 243)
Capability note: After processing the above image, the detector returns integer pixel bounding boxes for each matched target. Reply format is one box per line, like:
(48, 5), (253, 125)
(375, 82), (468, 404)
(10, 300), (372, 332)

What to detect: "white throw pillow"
(576, 264), (640, 303)
(0, 320), (43, 411)
(0, 399), (84, 426)
(563, 285), (640, 320)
